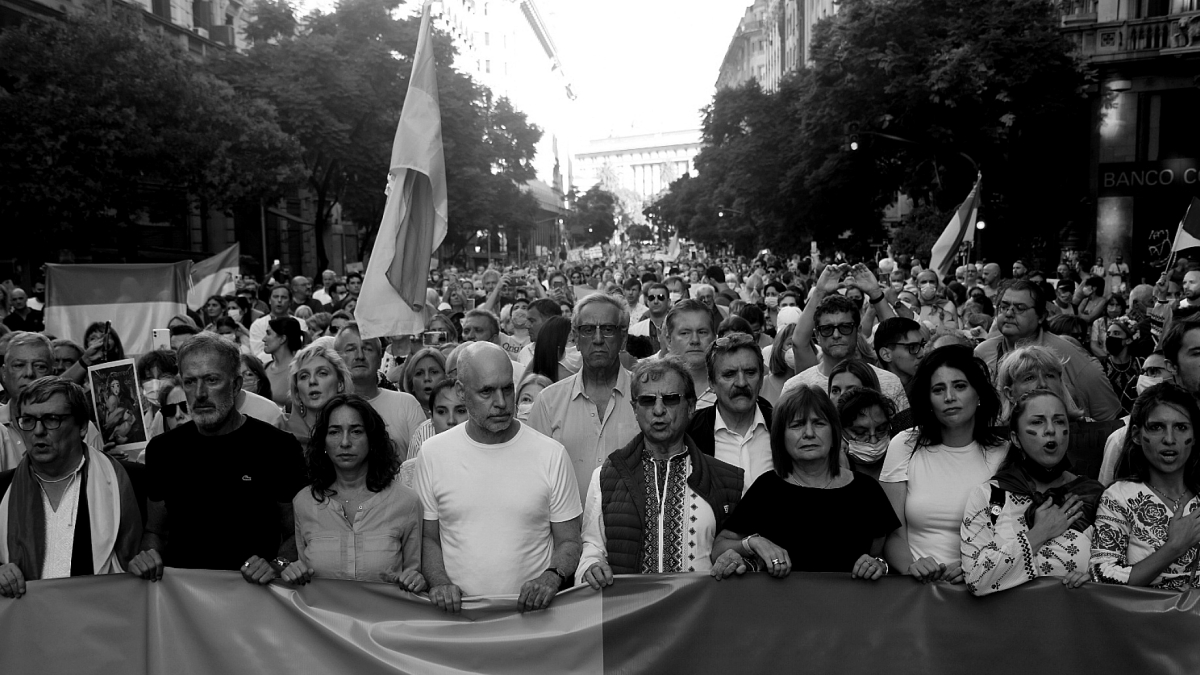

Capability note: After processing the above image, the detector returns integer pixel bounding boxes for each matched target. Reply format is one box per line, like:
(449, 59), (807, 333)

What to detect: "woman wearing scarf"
(960, 389), (1102, 595)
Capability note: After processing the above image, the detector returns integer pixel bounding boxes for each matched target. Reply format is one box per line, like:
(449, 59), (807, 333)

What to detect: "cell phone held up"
(422, 331), (448, 347)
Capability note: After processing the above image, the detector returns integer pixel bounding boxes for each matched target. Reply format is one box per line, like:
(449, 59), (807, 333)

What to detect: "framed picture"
(87, 358), (148, 456)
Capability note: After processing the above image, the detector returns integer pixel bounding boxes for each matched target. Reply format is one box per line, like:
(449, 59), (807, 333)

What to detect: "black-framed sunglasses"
(815, 322), (856, 337)
(889, 340), (926, 356)
(162, 401), (189, 417)
(635, 393), (685, 409)
(647, 294), (667, 302)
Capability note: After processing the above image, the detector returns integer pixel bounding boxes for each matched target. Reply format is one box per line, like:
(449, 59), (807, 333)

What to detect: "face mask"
(669, 292), (683, 304)
(511, 308), (528, 328)
(764, 295), (779, 308)
(784, 345), (796, 371)
(562, 344), (581, 371)
(1104, 336), (1126, 355)
(141, 379), (164, 407)
(846, 437), (889, 463)
(228, 308), (243, 322)
(1136, 374), (1165, 395)
(919, 286), (937, 301)
(517, 401), (534, 421)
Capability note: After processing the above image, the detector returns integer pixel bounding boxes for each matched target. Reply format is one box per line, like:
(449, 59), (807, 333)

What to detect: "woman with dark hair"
(239, 353), (273, 401)
(82, 321), (126, 363)
(200, 294), (226, 331)
(709, 386), (899, 580)
(263, 316), (304, 408)
(827, 359), (880, 407)
(531, 315), (572, 382)
(760, 323), (795, 406)
(961, 390), (1102, 595)
(880, 345), (1007, 583)
(838, 387), (896, 480)
(282, 394), (425, 590)
(717, 316), (753, 337)
(1092, 383), (1200, 590)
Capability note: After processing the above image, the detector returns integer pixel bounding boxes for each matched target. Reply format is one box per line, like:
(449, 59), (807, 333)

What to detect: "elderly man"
(0, 379), (142, 598)
(335, 323), (425, 458)
(137, 334), (305, 583)
(577, 357), (743, 589)
(1, 333), (105, 471)
(781, 264), (908, 412)
(528, 294), (639, 500)
(416, 342), (582, 612)
(979, 263), (1002, 300)
(663, 299), (718, 408)
(290, 276), (324, 314)
(3, 288), (44, 333)
(975, 280), (1121, 421)
(686, 332), (772, 492)
(312, 269), (337, 305)
(460, 308), (526, 381)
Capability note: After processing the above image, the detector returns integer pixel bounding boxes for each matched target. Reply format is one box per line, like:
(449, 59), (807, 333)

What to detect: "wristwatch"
(544, 567), (569, 588)
(271, 557), (292, 572)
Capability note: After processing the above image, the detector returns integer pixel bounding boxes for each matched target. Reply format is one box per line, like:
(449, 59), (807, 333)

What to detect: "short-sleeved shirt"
(879, 432), (1005, 565)
(721, 471), (899, 573)
(415, 422), (582, 596)
(145, 416), (305, 570)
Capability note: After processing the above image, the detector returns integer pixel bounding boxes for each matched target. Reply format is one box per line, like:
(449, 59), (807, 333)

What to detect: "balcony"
(1061, 9), (1200, 60)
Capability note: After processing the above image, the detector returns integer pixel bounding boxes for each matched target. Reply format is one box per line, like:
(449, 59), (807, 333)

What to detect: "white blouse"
(1091, 480), (1200, 591)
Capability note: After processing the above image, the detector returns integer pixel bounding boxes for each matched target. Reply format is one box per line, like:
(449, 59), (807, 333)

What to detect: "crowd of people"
(1, 247), (1199, 610)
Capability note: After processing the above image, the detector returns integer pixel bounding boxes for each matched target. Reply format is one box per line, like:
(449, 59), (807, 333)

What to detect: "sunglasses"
(647, 294), (667, 302)
(815, 322), (856, 337)
(162, 400), (189, 417)
(889, 340), (926, 356)
(635, 393), (685, 409)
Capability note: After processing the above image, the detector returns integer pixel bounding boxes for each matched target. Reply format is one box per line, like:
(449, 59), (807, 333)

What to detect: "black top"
(3, 309), (44, 333)
(721, 471), (900, 574)
(145, 416), (305, 571)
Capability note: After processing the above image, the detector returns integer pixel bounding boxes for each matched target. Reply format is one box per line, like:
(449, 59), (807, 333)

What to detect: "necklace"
(1148, 483), (1190, 513)
(785, 472), (834, 489)
(35, 471), (77, 484)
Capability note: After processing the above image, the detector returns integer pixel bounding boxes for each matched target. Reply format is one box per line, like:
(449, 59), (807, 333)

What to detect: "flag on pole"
(929, 173), (983, 278)
(45, 262), (191, 355)
(356, 1), (447, 339)
(1170, 197), (1200, 253)
(186, 243), (240, 309)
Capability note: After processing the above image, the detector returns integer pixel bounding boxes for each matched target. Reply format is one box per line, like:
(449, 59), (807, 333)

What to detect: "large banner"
(0, 569), (1197, 674)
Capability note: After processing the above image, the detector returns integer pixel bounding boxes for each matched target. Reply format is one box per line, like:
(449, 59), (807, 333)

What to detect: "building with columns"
(574, 130), (702, 228)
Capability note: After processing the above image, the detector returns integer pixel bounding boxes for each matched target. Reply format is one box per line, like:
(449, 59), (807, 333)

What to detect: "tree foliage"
(212, 0), (543, 269)
(0, 4), (304, 260)
(565, 186), (621, 248)
(654, 0), (1092, 260)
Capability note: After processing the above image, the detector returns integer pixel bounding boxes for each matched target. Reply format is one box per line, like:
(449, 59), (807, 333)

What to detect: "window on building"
(485, 59), (491, 73)
(151, 0), (170, 20)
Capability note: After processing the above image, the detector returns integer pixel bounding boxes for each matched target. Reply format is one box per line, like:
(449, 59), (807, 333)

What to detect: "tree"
(565, 186), (620, 248)
(212, 0), (543, 270)
(0, 3), (303, 262)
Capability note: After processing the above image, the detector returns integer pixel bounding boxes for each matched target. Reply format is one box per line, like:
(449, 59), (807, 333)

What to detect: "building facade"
(1061, 0), (1200, 284)
(575, 129), (702, 199)
(716, 0), (803, 92)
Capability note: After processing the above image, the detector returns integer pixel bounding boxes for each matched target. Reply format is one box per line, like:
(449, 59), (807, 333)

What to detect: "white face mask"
(1136, 374), (1165, 395)
(228, 308), (243, 322)
(764, 295), (779, 308)
(561, 344), (582, 371)
(517, 401), (534, 421)
(141, 379), (165, 408)
(845, 436), (889, 463)
(511, 308), (528, 328)
(784, 344), (796, 371)
(669, 291), (683, 304)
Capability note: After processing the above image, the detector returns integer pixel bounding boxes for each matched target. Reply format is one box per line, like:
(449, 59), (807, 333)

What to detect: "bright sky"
(538, 0), (749, 140)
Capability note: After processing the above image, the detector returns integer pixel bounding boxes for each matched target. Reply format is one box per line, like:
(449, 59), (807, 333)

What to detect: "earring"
(297, 401), (306, 417)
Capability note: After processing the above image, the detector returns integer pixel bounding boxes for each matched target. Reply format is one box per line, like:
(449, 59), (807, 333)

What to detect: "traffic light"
(843, 122), (861, 151)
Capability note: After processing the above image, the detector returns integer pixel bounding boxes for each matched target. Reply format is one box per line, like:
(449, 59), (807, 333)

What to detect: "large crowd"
(1, 247), (1198, 609)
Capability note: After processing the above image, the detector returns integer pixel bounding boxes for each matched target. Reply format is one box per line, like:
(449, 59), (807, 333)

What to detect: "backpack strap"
(988, 484), (1006, 525)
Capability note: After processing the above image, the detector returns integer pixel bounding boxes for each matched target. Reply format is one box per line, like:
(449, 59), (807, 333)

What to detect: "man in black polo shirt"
(130, 334), (304, 584)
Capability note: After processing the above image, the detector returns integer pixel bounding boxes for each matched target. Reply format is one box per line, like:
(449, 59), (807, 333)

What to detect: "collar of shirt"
(714, 402), (767, 437)
(569, 366), (631, 402)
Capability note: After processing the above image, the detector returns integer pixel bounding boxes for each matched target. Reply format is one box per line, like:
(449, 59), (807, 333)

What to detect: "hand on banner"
(709, 550), (749, 581)
(582, 561), (615, 590)
(428, 583), (462, 613)
(517, 572), (561, 612)
(396, 569), (428, 594)
(850, 555), (886, 581)
(128, 549), (165, 582)
(942, 561), (965, 584)
(908, 556), (948, 583)
(0, 563), (26, 598)
(747, 536), (792, 578)
(240, 556), (278, 585)
(280, 562), (315, 586)
(1061, 569), (1089, 589)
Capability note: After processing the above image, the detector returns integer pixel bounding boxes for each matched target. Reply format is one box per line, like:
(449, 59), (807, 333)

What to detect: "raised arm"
(792, 264), (844, 373)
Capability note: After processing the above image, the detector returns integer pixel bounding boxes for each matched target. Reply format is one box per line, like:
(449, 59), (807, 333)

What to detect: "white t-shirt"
(415, 422), (582, 596)
(248, 314), (308, 357)
(879, 431), (1005, 565)
(367, 389), (427, 460)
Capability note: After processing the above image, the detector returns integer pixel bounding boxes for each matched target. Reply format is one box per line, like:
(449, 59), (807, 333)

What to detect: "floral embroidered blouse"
(1091, 480), (1200, 591)
(961, 481), (1092, 596)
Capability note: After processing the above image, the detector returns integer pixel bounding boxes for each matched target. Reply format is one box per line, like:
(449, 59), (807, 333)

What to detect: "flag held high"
(356, 1), (448, 339)
(1170, 197), (1200, 254)
(929, 173), (983, 279)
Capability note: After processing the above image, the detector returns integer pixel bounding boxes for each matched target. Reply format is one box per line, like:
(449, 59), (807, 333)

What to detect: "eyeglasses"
(576, 324), (623, 338)
(635, 393), (685, 409)
(815, 322), (857, 337)
(647, 294), (667, 302)
(889, 340), (926, 356)
(845, 429), (889, 443)
(16, 414), (69, 431)
(998, 301), (1034, 315)
(162, 401), (189, 417)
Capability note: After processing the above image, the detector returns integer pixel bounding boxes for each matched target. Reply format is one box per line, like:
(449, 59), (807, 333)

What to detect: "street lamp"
(717, 206), (745, 218)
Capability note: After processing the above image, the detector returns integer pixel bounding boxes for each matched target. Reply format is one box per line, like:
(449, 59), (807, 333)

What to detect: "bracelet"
(741, 534), (759, 556)
(867, 292), (885, 304)
(874, 557), (889, 575)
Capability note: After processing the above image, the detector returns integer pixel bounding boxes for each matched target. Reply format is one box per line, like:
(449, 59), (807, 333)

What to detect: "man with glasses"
(780, 265), (909, 413)
(575, 357), (743, 589)
(528, 294), (639, 500)
(873, 317), (925, 396)
(0, 378), (142, 598)
(686, 333), (772, 492)
(976, 280), (1121, 421)
(629, 282), (671, 353)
